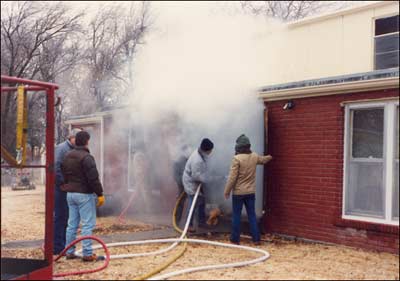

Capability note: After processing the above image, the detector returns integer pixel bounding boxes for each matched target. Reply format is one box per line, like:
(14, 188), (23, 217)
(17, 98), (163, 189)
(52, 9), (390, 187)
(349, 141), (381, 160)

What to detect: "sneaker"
(66, 253), (79, 260)
(253, 241), (262, 246)
(82, 254), (105, 262)
(188, 226), (196, 233)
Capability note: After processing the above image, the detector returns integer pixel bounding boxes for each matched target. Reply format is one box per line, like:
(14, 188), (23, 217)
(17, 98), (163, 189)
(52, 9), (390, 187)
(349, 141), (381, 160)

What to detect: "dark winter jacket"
(61, 146), (103, 196)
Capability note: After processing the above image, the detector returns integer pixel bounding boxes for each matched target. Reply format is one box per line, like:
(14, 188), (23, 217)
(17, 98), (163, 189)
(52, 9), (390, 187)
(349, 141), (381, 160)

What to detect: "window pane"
(346, 162), (385, 218)
(375, 15), (399, 36)
(393, 161), (399, 220)
(375, 51), (400, 70)
(396, 106), (399, 160)
(352, 108), (384, 158)
(393, 107), (399, 220)
(375, 34), (399, 53)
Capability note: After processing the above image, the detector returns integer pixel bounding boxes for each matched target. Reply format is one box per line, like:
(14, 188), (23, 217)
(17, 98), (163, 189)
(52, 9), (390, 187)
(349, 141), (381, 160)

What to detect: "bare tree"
(240, 1), (352, 21)
(1, 1), (83, 155)
(85, 1), (151, 110)
(37, 34), (83, 144)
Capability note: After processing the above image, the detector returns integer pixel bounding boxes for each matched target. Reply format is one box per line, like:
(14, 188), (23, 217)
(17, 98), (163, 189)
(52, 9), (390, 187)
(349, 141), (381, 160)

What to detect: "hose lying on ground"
(132, 191), (189, 280)
(77, 186), (201, 260)
(76, 185), (270, 280)
(53, 235), (110, 278)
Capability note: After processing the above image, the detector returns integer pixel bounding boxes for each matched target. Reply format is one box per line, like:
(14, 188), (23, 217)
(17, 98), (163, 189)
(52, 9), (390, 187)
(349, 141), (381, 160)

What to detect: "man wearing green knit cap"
(224, 134), (272, 245)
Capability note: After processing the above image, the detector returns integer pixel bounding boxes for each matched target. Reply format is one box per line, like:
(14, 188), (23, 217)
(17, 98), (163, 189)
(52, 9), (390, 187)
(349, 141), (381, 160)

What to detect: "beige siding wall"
(263, 1), (399, 85)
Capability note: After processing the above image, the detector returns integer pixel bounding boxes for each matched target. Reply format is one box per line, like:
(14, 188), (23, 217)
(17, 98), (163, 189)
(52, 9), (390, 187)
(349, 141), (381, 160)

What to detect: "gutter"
(259, 76), (399, 102)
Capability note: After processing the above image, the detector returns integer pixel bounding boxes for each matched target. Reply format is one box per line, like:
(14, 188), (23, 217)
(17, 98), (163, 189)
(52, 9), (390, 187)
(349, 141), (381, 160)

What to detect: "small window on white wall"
(374, 14), (399, 70)
(344, 100), (399, 225)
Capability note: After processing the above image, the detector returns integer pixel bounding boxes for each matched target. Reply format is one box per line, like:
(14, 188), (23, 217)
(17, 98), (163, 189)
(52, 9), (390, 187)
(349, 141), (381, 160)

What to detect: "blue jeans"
(187, 194), (206, 227)
(53, 185), (69, 254)
(231, 194), (260, 243)
(66, 193), (97, 257)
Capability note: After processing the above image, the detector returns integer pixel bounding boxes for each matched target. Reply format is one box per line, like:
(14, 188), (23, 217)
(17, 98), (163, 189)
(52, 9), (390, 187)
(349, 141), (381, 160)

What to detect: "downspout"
(261, 104), (269, 233)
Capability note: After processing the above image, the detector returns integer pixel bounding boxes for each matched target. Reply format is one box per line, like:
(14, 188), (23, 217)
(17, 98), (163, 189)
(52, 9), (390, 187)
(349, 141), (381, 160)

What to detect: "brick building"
(259, 2), (399, 253)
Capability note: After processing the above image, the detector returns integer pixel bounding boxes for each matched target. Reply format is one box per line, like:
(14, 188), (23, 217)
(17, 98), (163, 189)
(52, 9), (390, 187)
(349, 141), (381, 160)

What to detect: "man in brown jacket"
(224, 134), (272, 245)
(61, 131), (105, 261)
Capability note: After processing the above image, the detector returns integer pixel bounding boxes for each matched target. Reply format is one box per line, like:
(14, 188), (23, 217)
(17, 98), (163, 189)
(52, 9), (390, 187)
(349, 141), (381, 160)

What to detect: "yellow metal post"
(16, 85), (28, 165)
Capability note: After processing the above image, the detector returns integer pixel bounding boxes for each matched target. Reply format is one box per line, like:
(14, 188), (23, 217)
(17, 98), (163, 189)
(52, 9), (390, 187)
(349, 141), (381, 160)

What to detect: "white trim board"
(259, 77), (399, 102)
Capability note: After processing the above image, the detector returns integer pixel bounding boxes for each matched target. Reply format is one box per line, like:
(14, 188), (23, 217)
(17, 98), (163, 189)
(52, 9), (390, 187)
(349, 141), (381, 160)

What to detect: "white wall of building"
(262, 1), (399, 86)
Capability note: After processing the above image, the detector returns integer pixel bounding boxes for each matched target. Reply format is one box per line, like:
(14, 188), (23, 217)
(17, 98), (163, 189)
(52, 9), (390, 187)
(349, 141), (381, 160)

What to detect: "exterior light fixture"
(283, 100), (295, 110)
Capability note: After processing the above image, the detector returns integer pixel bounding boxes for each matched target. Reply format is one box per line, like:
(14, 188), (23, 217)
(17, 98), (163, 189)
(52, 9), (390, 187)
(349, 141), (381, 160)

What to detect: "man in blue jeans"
(182, 138), (214, 232)
(224, 134), (272, 245)
(53, 128), (81, 255)
(61, 131), (105, 261)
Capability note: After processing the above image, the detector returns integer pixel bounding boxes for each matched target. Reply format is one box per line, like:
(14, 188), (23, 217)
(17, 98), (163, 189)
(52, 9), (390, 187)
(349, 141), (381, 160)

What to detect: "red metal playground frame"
(1, 75), (58, 280)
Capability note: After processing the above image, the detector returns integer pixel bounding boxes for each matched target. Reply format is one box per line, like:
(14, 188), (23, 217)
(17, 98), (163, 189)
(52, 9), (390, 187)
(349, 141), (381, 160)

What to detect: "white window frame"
(343, 99), (399, 225)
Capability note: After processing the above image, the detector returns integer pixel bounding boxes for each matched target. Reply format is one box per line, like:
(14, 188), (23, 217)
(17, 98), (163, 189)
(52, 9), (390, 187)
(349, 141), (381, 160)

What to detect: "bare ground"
(1, 186), (399, 280)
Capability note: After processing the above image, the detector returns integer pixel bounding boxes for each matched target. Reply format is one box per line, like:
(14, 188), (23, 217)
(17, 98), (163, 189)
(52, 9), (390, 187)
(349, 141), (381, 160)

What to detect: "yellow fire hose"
(133, 192), (188, 280)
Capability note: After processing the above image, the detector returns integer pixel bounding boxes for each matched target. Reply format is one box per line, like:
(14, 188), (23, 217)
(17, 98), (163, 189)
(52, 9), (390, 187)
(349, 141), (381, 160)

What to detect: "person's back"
(225, 152), (272, 196)
(62, 147), (103, 196)
(182, 149), (207, 195)
(224, 134), (272, 245)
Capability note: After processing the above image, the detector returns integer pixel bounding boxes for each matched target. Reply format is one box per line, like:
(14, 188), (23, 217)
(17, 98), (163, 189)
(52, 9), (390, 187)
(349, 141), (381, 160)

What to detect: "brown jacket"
(61, 146), (103, 196)
(224, 153), (272, 196)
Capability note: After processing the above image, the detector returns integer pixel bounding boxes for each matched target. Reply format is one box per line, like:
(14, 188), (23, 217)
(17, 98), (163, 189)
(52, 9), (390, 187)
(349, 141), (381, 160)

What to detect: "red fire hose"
(53, 235), (110, 278)
(117, 191), (137, 224)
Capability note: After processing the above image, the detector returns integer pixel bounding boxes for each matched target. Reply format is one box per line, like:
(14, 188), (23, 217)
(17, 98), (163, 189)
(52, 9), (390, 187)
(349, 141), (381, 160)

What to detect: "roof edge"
(287, 1), (397, 28)
(259, 76), (399, 102)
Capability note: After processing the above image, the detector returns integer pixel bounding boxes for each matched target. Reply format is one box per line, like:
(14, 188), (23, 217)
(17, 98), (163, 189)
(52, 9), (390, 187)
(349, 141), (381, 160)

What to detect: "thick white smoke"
(127, 2), (285, 219)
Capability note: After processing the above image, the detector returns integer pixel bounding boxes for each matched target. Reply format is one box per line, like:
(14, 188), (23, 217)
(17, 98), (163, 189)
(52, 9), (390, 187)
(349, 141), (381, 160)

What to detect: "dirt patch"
(1, 186), (46, 243)
(0, 187), (159, 244)
(1, 247), (44, 260)
(1, 187), (399, 280)
(50, 234), (399, 280)
(93, 217), (160, 236)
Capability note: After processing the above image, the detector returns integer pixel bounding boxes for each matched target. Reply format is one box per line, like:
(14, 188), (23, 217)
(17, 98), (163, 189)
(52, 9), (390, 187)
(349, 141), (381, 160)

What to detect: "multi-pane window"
(344, 100), (399, 225)
(374, 15), (399, 70)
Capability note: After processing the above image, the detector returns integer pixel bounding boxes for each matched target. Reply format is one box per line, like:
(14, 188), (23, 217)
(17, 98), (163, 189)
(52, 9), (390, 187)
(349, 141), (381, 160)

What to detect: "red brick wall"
(264, 88), (399, 254)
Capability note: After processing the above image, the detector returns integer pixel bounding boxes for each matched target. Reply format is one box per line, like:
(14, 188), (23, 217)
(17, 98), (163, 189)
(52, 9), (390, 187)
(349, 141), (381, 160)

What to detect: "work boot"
(82, 254), (105, 262)
(65, 253), (79, 260)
